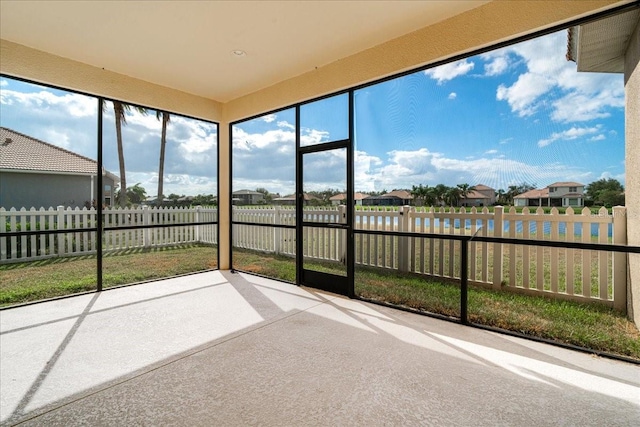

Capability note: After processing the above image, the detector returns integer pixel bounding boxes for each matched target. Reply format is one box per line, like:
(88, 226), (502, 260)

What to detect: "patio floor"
(1, 270), (638, 426)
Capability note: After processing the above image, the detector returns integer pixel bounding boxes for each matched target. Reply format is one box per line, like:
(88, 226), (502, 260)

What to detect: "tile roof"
(384, 190), (413, 199)
(461, 190), (490, 199)
(274, 193), (319, 201)
(233, 189), (263, 195)
(514, 188), (549, 199)
(548, 181), (583, 187)
(473, 184), (494, 191)
(329, 192), (367, 201)
(0, 127), (108, 176)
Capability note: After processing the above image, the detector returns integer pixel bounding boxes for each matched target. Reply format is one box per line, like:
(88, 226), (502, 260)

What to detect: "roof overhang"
(567, 8), (639, 73)
(0, 1), (490, 103)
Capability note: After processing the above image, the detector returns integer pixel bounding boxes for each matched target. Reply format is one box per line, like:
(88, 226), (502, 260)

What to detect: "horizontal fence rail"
(231, 205), (629, 310)
(1, 205), (218, 263)
(3, 204), (631, 310)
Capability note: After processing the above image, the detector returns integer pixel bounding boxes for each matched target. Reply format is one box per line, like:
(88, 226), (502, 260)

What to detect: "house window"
(549, 187), (556, 192)
(569, 186), (577, 192)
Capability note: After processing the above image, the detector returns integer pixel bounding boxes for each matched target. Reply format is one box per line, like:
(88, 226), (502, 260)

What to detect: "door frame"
(295, 95), (354, 297)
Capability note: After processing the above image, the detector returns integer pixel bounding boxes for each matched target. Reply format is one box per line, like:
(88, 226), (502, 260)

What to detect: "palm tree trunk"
(157, 112), (169, 206)
(114, 102), (127, 208)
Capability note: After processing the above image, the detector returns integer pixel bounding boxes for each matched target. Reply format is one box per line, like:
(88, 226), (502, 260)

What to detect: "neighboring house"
(232, 189), (264, 205)
(362, 190), (413, 206)
(272, 193), (319, 206)
(0, 127), (118, 210)
(460, 184), (496, 207)
(513, 188), (549, 207)
(329, 192), (366, 206)
(514, 182), (584, 208)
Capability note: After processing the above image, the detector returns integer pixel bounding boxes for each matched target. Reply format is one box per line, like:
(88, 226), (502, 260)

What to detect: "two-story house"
(232, 189), (264, 205)
(460, 184), (496, 207)
(514, 182), (584, 208)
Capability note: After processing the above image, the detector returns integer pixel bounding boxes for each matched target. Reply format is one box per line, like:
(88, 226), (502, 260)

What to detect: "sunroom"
(1, 1), (639, 424)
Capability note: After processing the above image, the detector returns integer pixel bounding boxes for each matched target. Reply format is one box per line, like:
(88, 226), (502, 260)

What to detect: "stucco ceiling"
(0, 1), (489, 103)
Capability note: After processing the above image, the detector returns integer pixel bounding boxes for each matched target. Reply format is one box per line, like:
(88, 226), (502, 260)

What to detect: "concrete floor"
(1, 271), (638, 426)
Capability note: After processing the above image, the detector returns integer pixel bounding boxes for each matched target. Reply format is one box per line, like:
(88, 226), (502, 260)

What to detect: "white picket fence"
(1, 205), (218, 262)
(232, 205), (628, 310)
(1, 204), (628, 309)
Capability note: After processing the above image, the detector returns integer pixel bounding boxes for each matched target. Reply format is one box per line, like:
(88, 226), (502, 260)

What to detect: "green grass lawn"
(1, 245), (638, 360)
(0, 244), (218, 305)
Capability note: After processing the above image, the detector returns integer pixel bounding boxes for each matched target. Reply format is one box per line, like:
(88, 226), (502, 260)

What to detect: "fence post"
(492, 205), (504, 289)
(57, 205), (65, 257)
(195, 205), (202, 244)
(274, 206), (281, 254)
(0, 208), (6, 261)
(142, 205), (150, 248)
(398, 205), (411, 272)
(461, 239), (469, 324)
(339, 204), (347, 264)
(612, 206), (627, 312)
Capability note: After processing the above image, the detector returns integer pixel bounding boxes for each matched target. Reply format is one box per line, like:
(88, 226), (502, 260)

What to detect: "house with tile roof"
(232, 189), (264, 205)
(362, 190), (413, 206)
(460, 184), (496, 207)
(514, 182), (584, 208)
(329, 192), (367, 206)
(0, 127), (119, 209)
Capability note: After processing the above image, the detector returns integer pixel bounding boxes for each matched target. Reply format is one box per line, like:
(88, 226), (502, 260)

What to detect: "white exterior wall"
(549, 185), (584, 198)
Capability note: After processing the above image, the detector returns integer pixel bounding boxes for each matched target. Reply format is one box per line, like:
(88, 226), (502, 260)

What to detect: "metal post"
(97, 98), (103, 291)
(461, 238), (469, 324)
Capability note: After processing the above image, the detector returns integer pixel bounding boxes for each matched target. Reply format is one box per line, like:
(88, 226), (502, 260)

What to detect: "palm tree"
(156, 111), (171, 206)
(421, 186), (437, 207)
(507, 185), (519, 205)
(411, 184), (430, 206)
(445, 186), (462, 207)
(106, 101), (148, 207)
(456, 183), (476, 207)
(496, 189), (506, 205)
(433, 184), (449, 206)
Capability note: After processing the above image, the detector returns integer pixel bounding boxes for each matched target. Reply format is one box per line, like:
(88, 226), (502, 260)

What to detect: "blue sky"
(233, 29), (625, 195)
(1, 28), (625, 198)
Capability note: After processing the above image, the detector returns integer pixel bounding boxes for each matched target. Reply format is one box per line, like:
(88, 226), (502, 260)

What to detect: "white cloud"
(448, 92), (457, 100)
(496, 73), (554, 117)
(598, 171), (625, 184)
(550, 87), (624, 122)
(354, 147), (591, 192)
(484, 149), (498, 154)
(301, 128), (330, 145)
(537, 125), (602, 148)
(499, 138), (513, 145)
(589, 134), (606, 142)
(494, 31), (624, 123)
(277, 120), (295, 130)
(480, 47), (511, 77)
(231, 125), (297, 195)
(262, 114), (277, 123)
(484, 57), (509, 76)
(1, 88), (96, 118)
(0, 79), (8, 87)
(424, 59), (474, 84)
